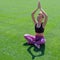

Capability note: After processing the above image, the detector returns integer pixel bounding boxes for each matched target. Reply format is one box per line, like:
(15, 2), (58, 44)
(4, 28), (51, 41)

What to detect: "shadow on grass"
(23, 42), (45, 60)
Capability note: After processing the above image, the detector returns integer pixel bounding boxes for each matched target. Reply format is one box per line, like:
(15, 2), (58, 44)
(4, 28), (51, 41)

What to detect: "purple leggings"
(24, 34), (46, 45)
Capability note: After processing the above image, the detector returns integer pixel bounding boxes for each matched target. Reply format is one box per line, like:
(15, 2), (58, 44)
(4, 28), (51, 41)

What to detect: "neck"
(38, 22), (41, 25)
(37, 22), (41, 28)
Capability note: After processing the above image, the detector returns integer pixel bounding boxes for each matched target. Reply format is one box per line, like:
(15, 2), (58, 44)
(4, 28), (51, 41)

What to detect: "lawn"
(0, 0), (60, 60)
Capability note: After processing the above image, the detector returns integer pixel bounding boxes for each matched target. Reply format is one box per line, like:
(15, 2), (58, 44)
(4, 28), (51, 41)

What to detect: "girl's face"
(37, 13), (44, 23)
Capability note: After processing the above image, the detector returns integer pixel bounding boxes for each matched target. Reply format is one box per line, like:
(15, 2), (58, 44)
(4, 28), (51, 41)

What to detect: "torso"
(35, 33), (44, 37)
(35, 23), (44, 37)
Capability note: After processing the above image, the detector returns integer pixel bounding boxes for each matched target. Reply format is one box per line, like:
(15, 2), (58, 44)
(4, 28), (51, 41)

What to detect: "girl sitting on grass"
(24, 0), (48, 49)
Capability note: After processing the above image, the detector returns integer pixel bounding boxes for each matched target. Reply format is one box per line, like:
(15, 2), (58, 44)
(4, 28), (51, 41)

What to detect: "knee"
(24, 34), (26, 37)
(41, 39), (46, 44)
(24, 34), (29, 38)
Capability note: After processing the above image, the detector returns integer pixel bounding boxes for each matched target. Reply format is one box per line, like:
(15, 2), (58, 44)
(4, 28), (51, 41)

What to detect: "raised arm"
(31, 0), (40, 24)
(41, 8), (48, 28)
(38, 0), (48, 27)
(31, 8), (38, 24)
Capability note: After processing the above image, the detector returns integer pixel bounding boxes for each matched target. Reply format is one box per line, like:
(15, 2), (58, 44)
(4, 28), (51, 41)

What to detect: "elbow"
(45, 14), (48, 19)
(31, 12), (34, 16)
(46, 15), (48, 19)
(46, 15), (48, 20)
(32, 12), (34, 15)
(43, 13), (48, 19)
(45, 15), (48, 20)
(32, 11), (35, 15)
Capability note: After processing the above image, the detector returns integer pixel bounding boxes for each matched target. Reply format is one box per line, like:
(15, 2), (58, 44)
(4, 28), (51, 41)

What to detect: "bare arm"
(41, 8), (48, 28)
(31, 8), (38, 24)
(31, 0), (40, 24)
(38, 0), (48, 27)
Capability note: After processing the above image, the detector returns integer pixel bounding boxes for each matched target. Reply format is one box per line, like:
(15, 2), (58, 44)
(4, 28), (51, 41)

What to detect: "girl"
(24, 0), (48, 48)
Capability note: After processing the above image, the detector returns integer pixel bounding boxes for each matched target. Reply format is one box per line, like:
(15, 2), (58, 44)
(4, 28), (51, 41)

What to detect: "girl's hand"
(38, 0), (41, 9)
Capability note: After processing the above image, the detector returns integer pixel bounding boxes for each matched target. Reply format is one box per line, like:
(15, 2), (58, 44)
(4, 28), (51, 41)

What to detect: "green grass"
(0, 0), (60, 60)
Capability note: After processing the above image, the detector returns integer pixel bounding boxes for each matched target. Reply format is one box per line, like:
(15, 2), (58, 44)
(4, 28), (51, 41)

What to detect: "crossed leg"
(24, 34), (35, 44)
(35, 38), (46, 45)
(34, 38), (46, 48)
